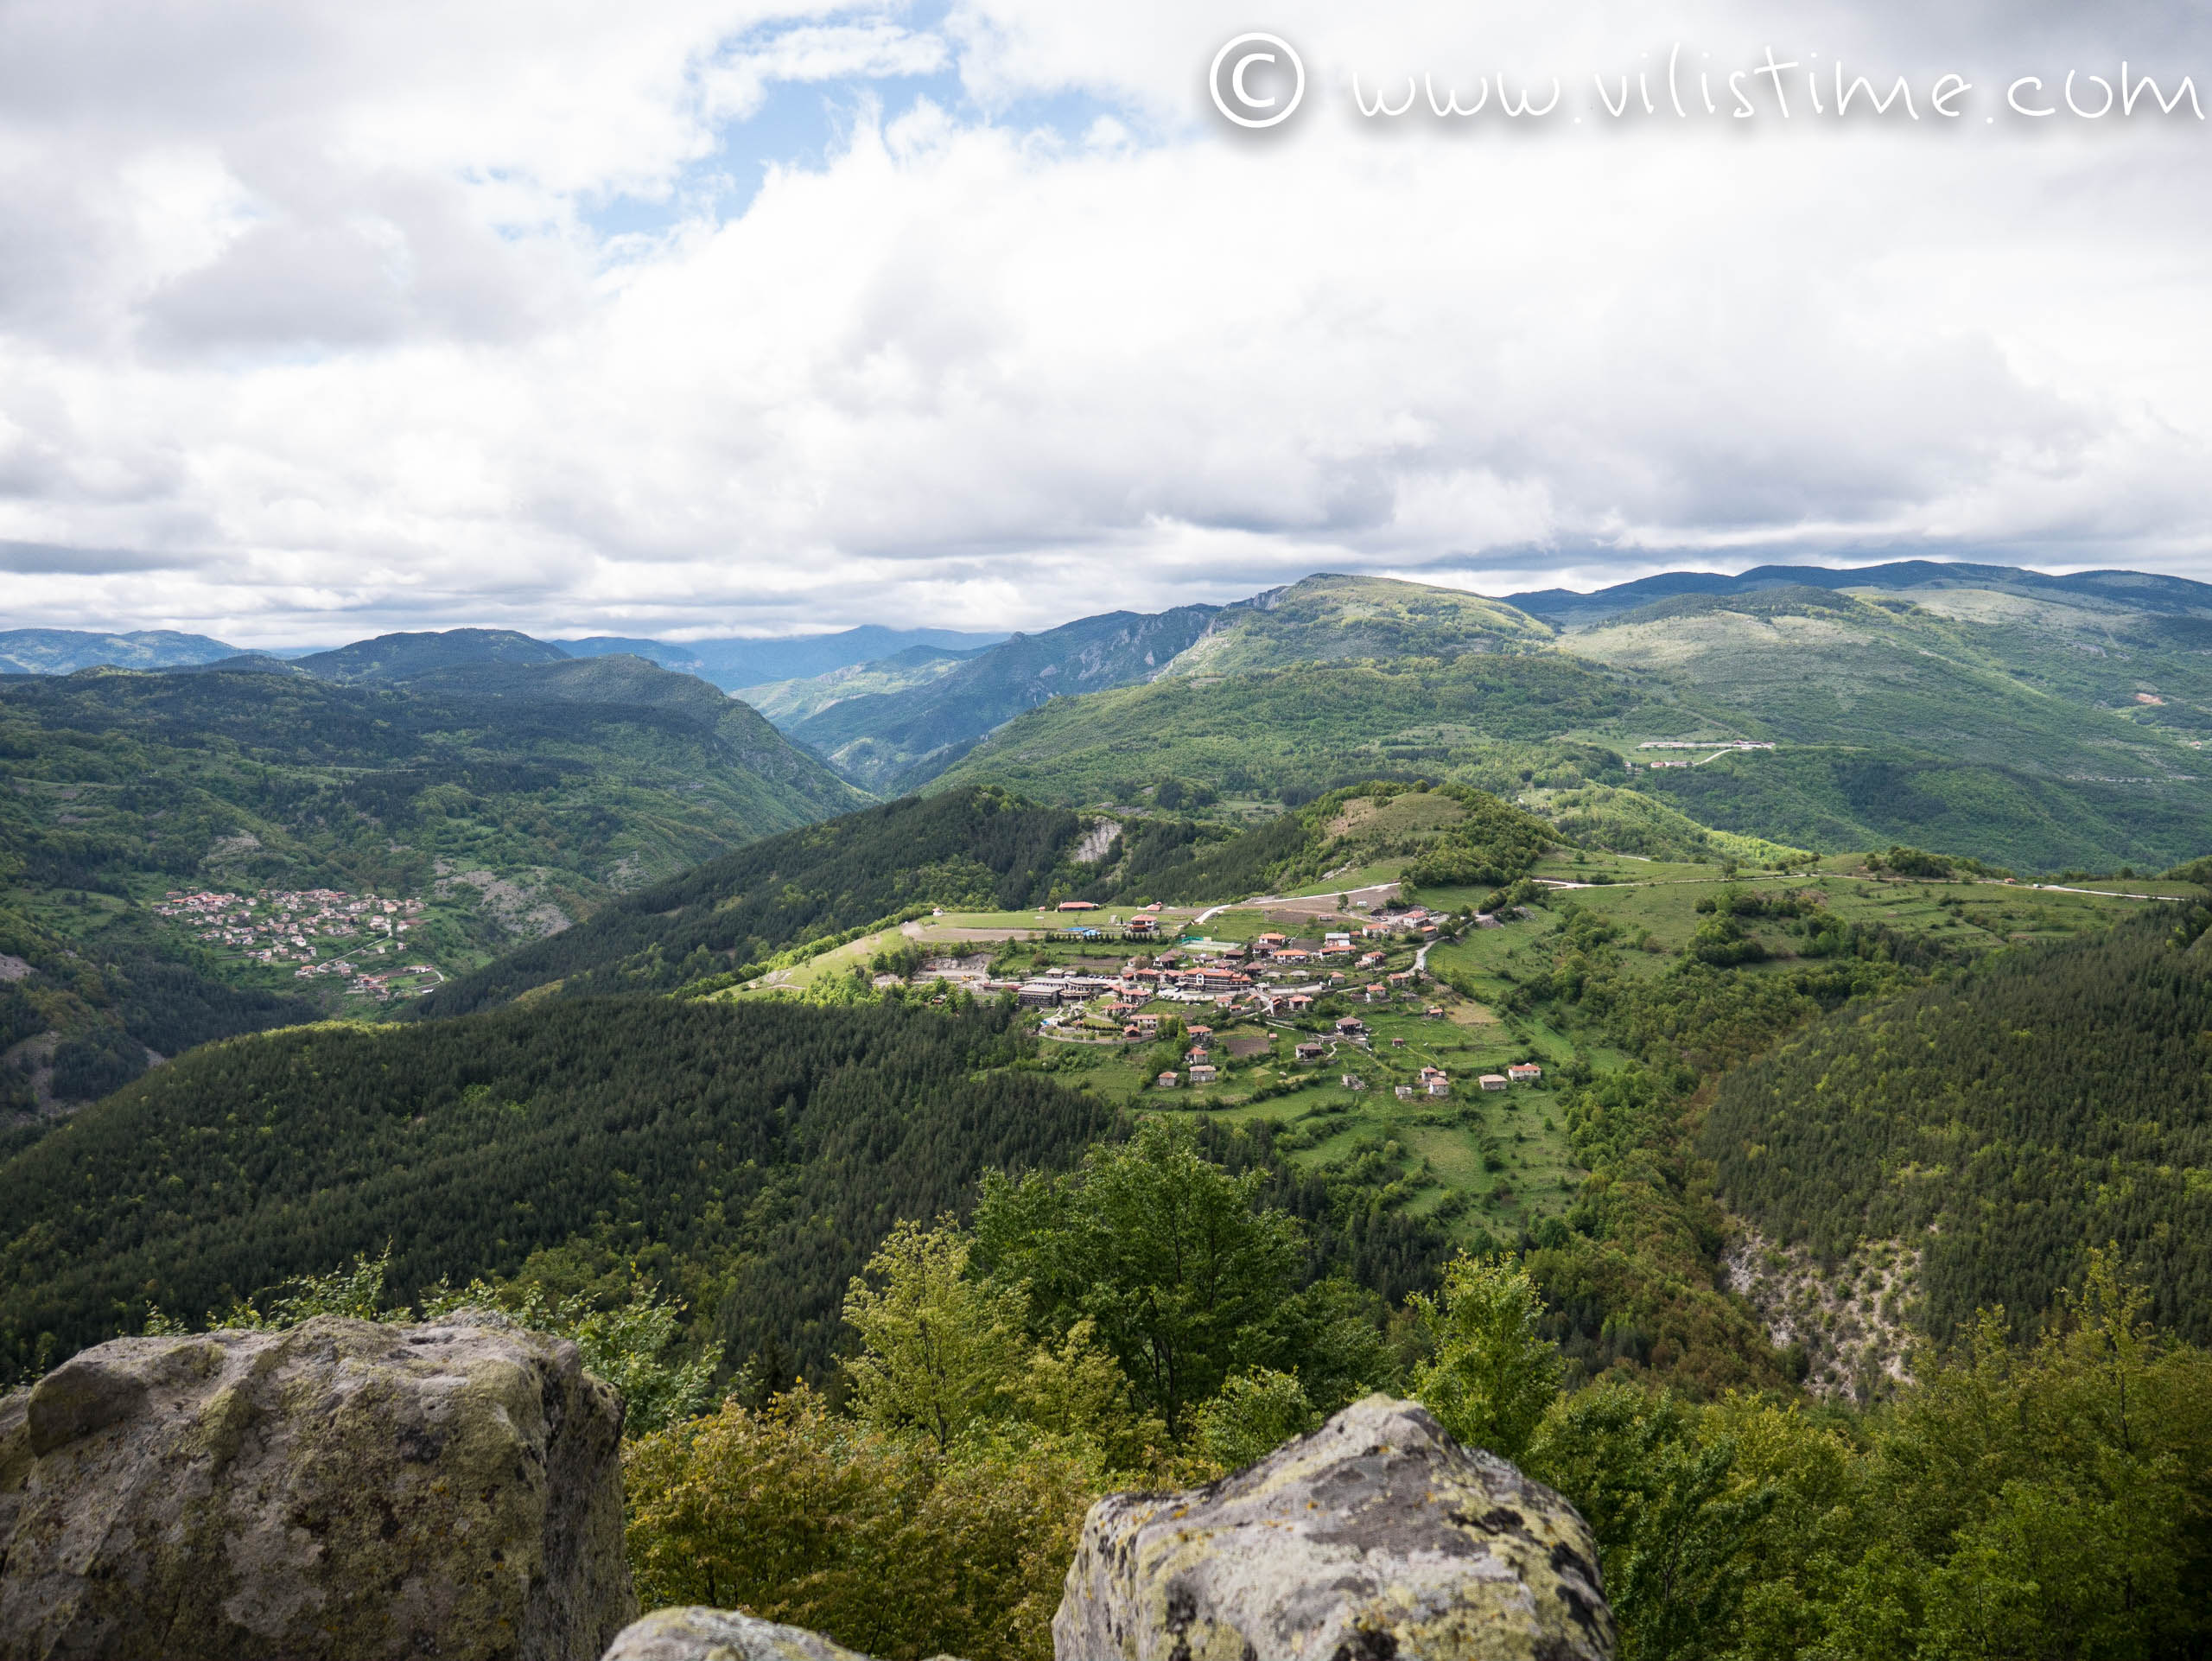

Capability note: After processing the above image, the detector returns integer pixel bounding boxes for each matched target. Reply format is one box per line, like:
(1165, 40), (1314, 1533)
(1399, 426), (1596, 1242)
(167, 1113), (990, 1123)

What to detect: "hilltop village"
(861, 893), (1558, 1199)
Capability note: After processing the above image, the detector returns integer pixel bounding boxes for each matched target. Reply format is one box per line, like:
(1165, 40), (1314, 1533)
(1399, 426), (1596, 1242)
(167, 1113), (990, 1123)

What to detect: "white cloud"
(0, 0), (2209, 644)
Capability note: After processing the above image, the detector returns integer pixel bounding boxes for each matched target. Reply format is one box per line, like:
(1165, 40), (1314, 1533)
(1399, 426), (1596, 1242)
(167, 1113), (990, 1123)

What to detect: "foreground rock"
(601, 1608), (871, 1661)
(1054, 1394), (1612, 1661)
(0, 1314), (633, 1660)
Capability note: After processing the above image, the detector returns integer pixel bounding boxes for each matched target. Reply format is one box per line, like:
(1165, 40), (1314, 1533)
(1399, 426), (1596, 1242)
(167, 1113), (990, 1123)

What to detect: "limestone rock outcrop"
(1052, 1393), (1612, 1661)
(0, 1314), (634, 1660)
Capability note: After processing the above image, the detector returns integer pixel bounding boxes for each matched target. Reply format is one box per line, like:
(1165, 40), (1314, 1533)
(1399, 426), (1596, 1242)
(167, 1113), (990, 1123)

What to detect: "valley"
(0, 643), (866, 1115)
(3, 570), (2209, 1660)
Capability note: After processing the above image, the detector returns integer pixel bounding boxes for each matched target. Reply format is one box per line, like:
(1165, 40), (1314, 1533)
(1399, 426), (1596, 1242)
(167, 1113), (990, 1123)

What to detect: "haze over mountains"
(0, 623), (1006, 691)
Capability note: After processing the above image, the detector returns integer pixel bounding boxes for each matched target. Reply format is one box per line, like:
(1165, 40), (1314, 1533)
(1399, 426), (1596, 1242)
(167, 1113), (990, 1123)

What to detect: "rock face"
(601, 1607), (871, 1661)
(1052, 1394), (1613, 1661)
(0, 1314), (634, 1661)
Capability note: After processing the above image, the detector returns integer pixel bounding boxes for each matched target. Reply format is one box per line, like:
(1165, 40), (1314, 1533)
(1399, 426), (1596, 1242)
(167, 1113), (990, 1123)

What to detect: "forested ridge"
(0, 996), (1114, 1380)
(0, 661), (858, 901)
(417, 787), (1097, 1014)
(1704, 903), (2212, 1343)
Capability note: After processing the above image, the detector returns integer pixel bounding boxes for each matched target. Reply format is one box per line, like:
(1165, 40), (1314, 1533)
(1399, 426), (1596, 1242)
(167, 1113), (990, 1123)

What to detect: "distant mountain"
(756, 576), (1558, 796)
(736, 644), (988, 726)
(914, 563), (2212, 872)
(556, 627), (1008, 691)
(0, 628), (239, 674)
(1506, 558), (2212, 627)
(291, 628), (570, 681)
(773, 606), (1224, 792)
(931, 652), (1647, 809)
(1160, 574), (1552, 676)
(0, 659), (867, 957)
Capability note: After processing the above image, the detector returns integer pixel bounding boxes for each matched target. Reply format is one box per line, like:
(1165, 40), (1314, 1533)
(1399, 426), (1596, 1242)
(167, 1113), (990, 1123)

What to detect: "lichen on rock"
(601, 1607), (874, 1661)
(1052, 1393), (1613, 1661)
(0, 1313), (633, 1660)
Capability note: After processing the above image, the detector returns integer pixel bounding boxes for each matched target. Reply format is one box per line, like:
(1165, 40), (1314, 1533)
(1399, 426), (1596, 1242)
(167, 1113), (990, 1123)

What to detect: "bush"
(625, 1390), (1099, 1661)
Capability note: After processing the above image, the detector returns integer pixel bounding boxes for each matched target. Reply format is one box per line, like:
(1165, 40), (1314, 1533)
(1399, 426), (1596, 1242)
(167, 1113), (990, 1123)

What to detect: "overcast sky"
(1, 0), (2208, 645)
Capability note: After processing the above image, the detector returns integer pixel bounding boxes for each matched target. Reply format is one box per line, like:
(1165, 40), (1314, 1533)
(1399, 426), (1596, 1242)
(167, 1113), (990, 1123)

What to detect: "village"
(152, 887), (447, 1001)
(868, 893), (1555, 1111)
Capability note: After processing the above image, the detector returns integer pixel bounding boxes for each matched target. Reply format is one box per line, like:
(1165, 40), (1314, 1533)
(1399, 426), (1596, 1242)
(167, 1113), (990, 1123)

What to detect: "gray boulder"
(1052, 1393), (1613, 1661)
(601, 1607), (871, 1661)
(0, 1314), (634, 1660)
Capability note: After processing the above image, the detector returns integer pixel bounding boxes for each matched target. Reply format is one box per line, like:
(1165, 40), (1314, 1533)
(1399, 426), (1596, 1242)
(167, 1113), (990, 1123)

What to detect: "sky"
(1, 0), (2209, 646)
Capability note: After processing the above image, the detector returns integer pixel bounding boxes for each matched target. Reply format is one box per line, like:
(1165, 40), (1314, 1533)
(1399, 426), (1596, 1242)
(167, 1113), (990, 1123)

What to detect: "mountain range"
(772, 562), (2208, 874)
(0, 624), (1007, 691)
(11, 554), (2212, 874)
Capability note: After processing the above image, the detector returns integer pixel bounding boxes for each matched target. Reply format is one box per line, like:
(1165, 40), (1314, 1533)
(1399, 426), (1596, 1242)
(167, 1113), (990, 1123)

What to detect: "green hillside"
(1158, 573), (1553, 677)
(0, 996), (1114, 1382)
(1567, 586), (2205, 774)
(0, 659), (865, 1111)
(916, 570), (2212, 872)
(1564, 586), (2212, 865)
(1637, 747), (2209, 875)
(931, 652), (1655, 807)
(737, 644), (981, 725)
(1702, 902), (2212, 1346)
(416, 787), (1106, 1015)
(0, 659), (860, 910)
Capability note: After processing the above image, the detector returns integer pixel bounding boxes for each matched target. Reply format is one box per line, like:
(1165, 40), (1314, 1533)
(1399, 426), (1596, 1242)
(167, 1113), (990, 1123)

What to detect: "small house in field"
(1189, 1064), (1218, 1085)
(1287, 993), (1315, 1013)
(1341, 1073), (1365, 1091)
(1058, 900), (1099, 912)
(1395, 1085), (1414, 1100)
(1125, 915), (1157, 936)
(1294, 1041), (1327, 1062)
(1156, 1072), (1181, 1089)
(1508, 1062), (1543, 1084)
(1479, 1073), (1509, 1091)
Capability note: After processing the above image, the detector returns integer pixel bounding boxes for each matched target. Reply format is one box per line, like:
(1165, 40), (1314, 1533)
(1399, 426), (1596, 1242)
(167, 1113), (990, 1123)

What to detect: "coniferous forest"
(0, 997), (1114, 1379)
(1705, 903), (2212, 1345)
